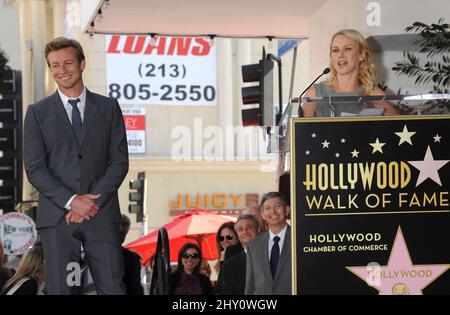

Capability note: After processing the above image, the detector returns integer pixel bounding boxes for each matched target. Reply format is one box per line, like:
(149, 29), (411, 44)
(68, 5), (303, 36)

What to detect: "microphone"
(297, 68), (330, 117)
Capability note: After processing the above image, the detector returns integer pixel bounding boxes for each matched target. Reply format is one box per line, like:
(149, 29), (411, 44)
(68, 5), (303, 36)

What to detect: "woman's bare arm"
(371, 86), (399, 116)
(301, 87), (317, 117)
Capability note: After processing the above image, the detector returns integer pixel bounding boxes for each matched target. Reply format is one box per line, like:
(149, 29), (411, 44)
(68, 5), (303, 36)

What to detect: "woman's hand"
(371, 86), (399, 116)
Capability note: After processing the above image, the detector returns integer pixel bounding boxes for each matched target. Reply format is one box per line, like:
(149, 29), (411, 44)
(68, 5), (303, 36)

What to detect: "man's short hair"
(261, 191), (289, 208)
(235, 214), (260, 231)
(44, 37), (85, 66)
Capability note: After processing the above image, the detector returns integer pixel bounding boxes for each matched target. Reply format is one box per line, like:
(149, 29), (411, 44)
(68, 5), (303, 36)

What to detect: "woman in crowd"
(0, 244), (45, 295)
(302, 29), (398, 117)
(169, 243), (213, 295)
(0, 240), (15, 292)
(213, 221), (240, 294)
(215, 222), (239, 270)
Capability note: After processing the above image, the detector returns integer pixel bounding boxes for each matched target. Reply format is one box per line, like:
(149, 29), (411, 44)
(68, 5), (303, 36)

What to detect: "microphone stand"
(267, 53), (283, 126)
(297, 68), (330, 117)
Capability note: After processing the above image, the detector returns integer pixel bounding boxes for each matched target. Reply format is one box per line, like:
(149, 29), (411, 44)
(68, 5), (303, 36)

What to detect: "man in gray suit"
(245, 192), (292, 295)
(23, 37), (129, 294)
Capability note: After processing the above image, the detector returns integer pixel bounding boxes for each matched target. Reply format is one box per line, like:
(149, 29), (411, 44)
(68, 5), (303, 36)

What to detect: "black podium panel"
(291, 115), (450, 295)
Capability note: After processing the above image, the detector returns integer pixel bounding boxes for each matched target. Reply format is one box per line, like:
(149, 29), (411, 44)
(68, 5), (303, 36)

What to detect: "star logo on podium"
(369, 137), (385, 154)
(395, 125), (416, 145)
(408, 146), (449, 187)
(346, 227), (449, 295)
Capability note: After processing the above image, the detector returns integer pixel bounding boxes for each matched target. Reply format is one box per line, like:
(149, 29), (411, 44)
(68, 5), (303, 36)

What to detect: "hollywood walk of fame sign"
(290, 115), (450, 294)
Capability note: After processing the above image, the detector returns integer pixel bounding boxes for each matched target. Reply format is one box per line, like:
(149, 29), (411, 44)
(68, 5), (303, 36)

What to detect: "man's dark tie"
(68, 98), (82, 144)
(270, 236), (280, 278)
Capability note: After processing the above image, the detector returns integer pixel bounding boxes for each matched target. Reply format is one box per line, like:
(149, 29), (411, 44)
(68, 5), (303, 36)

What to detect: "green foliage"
(391, 19), (449, 115)
(392, 18), (450, 93)
(0, 47), (11, 73)
(0, 47), (12, 91)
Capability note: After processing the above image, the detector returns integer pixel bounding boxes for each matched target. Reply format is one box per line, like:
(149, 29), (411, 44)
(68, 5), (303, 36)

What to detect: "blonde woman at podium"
(302, 29), (398, 117)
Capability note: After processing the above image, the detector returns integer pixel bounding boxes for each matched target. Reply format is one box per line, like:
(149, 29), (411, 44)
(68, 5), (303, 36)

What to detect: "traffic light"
(129, 171), (146, 222)
(0, 69), (22, 214)
(241, 47), (274, 127)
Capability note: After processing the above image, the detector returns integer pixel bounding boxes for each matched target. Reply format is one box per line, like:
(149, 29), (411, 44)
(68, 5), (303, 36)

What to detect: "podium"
(285, 94), (450, 294)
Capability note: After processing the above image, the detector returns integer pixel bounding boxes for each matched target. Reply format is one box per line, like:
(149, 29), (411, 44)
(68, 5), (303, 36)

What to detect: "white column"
(216, 38), (234, 160)
(17, 0), (32, 106)
(16, 0), (33, 202)
(30, 0), (48, 102)
(216, 38), (233, 129)
(52, 0), (66, 38)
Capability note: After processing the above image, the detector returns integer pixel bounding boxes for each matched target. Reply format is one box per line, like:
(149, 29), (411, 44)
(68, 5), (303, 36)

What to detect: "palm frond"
(392, 18), (450, 93)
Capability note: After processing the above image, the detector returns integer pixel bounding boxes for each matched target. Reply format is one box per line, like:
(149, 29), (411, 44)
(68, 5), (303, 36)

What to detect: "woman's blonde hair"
(326, 29), (376, 95)
(1, 245), (45, 294)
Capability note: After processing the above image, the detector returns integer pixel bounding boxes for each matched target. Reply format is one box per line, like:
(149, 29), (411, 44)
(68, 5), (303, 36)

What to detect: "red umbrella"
(125, 209), (236, 265)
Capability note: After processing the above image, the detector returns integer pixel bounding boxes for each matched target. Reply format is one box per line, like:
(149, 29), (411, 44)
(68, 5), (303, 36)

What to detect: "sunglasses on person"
(182, 252), (200, 259)
(219, 235), (234, 241)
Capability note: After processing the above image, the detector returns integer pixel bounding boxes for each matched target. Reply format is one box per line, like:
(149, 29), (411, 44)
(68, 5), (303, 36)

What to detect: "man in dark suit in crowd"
(245, 192), (292, 295)
(213, 242), (243, 294)
(222, 214), (260, 295)
(23, 37), (129, 295)
(79, 214), (144, 295)
(119, 214), (144, 295)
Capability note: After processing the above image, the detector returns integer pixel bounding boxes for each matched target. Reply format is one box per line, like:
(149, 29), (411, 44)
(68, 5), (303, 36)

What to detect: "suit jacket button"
(78, 155), (82, 159)
(75, 178), (80, 182)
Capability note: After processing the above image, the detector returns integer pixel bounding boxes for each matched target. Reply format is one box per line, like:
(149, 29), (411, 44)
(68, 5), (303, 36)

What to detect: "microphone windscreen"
(323, 67), (331, 74)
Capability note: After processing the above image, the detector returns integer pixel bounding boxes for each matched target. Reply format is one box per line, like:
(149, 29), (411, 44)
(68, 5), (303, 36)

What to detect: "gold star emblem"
(312, 133), (316, 138)
(395, 125), (416, 145)
(335, 153), (340, 158)
(341, 138), (346, 143)
(305, 150), (310, 155)
(321, 140), (330, 149)
(351, 149), (359, 158)
(370, 138), (385, 154)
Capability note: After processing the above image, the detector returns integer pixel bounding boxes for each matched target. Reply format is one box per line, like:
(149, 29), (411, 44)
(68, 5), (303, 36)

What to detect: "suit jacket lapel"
(260, 233), (273, 282)
(274, 225), (291, 283)
(80, 89), (99, 147)
(51, 91), (78, 144)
